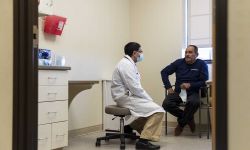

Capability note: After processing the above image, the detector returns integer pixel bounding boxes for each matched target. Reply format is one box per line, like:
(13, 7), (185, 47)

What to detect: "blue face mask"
(137, 53), (144, 62)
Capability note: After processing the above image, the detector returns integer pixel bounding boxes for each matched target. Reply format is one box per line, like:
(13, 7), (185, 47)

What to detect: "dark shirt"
(161, 58), (208, 95)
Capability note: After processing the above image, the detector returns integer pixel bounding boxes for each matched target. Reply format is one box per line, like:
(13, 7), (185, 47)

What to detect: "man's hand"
(167, 88), (175, 94)
(180, 83), (191, 89)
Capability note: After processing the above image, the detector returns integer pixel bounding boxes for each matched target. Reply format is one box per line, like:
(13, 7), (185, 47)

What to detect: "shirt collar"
(124, 55), (136, 65)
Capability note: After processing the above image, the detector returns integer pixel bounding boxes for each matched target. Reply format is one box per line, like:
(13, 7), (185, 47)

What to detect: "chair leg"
(106, 132), (139, 140)
(199, 107), (202, 138)
(106, 129), (120, 133)
(165, 113), (168, 135)
(207, 108), (211, 139)
(97, 133), (121, 141)
(208, 108), (212, 132)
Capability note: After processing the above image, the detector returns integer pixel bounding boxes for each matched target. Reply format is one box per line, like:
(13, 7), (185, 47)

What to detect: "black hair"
(188, 45), (198, 54)
(124, 42), (141, 57)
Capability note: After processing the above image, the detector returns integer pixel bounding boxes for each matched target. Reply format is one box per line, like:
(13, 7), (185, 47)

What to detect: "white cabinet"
(38, 68), (70, 150)
(39, 0), (54, 16)
(39, 70), (69, 86)
(38, 86), (68, 102)
(51, 121), (68, 149)
(38, 101), (68, 124)
(38, 124), (51, 150)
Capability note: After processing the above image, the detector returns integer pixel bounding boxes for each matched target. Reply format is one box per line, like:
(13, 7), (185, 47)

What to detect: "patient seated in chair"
(161, 45), (209, 136)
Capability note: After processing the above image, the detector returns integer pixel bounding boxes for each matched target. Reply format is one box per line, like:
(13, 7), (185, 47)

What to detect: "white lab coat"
(111, 55), (165, 117)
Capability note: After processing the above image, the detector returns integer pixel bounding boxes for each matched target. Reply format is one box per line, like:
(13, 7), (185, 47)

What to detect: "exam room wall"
(0, 0), (13, 149)
(130, 0), (183, 122)
(228, 0), (250, 149)
(38, 0), (130, 130)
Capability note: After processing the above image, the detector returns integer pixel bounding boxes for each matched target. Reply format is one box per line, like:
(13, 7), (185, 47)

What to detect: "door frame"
(12, 0), (228, 150)
(13, 0), (38, 149)
(214, 0), (228, 149)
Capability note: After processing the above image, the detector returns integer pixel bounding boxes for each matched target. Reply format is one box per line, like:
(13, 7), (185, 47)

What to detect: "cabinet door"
(39, 101), (68, 124)
(39, 70), (68, 86)
(38, 124), (51, 150)
(51, 121), (68, 149)
(39, 85), (68, 102)
(39, 0), (53, 15)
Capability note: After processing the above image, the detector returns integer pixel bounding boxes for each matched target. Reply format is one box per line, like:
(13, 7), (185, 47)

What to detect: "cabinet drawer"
(38, 101), (68, 124)
(38, 124), (51, 150)
(51, 121), (68, 149)
(39, 85), (68, 102)
(39, 70), (68, 86)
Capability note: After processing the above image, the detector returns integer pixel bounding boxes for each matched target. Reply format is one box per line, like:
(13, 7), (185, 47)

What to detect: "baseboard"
(69, 124), (103, 138)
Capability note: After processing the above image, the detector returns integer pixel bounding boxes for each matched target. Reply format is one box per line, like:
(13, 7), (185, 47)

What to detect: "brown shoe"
(188, 119), (196, 133)
(174, 125), (183, 136)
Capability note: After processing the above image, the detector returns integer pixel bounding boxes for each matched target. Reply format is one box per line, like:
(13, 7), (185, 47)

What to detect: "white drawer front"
(39, 101), (68, 124)
(38, 124), (51, 150)
(39, 85), (68, 102)
(39, 70), (68, 86)
(51, 121), (68, 149)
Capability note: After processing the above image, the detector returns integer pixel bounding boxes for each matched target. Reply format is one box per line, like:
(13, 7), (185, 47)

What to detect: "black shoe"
(124, 125), (133, 134)
(188, 119), (196, 133)
(136, 140), (160, 150)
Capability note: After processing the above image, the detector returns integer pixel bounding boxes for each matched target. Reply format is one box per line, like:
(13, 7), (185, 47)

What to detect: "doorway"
(12, 0), (228, 150)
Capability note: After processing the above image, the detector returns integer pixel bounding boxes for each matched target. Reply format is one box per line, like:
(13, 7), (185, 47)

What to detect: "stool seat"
(105, 105), (131, 116)
(96, 105), (139, 149)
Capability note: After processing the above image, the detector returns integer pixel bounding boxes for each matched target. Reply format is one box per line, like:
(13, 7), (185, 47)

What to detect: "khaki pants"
(130, 112), (164, 141)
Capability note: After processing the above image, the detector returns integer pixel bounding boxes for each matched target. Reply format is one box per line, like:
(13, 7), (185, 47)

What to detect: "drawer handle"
(47, 112), (57, 114)
(56, 134), (66, 137)
(38, 137), (48, 141)
(48, 92), (57, 95)
(48, 77), (57, 79)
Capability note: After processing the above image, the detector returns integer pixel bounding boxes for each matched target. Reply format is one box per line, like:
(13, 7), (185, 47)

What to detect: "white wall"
(130, 0), (183, 121)
(0, 0), (13, 149)
(228, 0), (250, 149)
(39, 0), (130, 80)
(39, 0), (130, 130)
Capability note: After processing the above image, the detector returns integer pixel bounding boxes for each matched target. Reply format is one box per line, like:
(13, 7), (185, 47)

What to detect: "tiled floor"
(64, 128), (212, 150)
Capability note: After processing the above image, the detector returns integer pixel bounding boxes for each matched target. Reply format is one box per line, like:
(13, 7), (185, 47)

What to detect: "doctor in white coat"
(111, 42), (165, 150)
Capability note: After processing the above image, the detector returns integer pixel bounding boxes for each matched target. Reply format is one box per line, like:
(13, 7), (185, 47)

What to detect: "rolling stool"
(96, 105), (139, 149)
